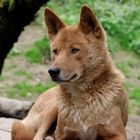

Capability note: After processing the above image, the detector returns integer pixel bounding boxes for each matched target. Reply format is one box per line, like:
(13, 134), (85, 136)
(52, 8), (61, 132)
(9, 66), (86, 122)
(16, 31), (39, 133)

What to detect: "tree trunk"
(0, 0), (49, 74)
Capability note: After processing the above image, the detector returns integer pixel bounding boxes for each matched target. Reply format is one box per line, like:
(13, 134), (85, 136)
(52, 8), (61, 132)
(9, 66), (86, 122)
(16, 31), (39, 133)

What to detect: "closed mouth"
(52, 74), (78, 83)
(69, 74), (77, 81)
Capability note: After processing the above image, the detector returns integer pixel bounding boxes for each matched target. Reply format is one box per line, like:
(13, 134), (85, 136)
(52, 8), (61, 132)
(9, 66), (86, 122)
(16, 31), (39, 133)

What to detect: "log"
(0, 97), (33, 119)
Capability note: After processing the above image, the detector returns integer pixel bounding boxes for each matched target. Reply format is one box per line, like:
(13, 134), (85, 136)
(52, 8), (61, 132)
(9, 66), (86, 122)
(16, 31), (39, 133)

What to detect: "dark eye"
(71, 48), (80, 54)
(53, 49), (58, 55)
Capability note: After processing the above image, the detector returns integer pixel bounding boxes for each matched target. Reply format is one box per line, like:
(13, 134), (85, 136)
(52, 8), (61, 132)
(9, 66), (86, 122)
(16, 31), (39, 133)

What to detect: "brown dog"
(12, 5), (128, 140)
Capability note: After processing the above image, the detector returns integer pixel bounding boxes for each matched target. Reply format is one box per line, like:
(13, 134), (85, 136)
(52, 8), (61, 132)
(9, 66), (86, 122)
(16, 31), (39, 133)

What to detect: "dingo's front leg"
(33, 104), (57, 140)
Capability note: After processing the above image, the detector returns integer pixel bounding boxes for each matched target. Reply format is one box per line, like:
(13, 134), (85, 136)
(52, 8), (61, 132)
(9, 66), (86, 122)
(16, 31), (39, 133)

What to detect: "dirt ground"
(0, 23), (140, 139)
(126, 116), (140, 140)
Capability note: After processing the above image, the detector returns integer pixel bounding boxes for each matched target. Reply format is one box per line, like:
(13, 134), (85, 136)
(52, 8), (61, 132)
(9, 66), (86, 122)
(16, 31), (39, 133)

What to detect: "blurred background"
(0, 0), (140, 116)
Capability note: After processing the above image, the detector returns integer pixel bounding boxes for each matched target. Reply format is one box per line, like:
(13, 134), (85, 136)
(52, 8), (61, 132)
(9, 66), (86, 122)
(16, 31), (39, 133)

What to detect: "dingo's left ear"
(79, 5), (103, 38)
(45, 8), (65, 40)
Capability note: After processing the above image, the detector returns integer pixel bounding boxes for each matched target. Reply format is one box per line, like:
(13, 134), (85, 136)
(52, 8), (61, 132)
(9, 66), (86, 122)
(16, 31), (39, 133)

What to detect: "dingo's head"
(45, 5), (109, 83)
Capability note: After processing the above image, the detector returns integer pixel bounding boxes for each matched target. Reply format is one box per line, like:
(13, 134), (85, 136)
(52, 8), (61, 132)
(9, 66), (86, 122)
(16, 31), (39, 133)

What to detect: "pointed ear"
(79, 5), (103, 38)
(44, 8), (65, 40)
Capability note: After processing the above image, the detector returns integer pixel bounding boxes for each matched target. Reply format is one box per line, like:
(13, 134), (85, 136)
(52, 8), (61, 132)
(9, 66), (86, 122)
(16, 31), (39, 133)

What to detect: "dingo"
(12, 5), (128, 140)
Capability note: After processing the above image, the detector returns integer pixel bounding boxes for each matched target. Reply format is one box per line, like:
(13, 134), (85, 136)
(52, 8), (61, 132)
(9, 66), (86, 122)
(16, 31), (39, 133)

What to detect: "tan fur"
(12, 120), (35, 140)
(45, 5), (128, 140)
(12, 4), (128, 140)
(11, 87), (59, 140)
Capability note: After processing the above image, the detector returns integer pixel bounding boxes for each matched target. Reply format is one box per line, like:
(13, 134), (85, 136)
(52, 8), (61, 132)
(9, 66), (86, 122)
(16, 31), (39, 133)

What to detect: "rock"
(0, 118), (16, 140)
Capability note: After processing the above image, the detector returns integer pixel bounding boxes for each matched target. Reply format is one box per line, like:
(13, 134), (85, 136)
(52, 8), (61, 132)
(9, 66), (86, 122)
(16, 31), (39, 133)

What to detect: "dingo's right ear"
(79, 5), (103, 39)
(44, 8), (65, 40)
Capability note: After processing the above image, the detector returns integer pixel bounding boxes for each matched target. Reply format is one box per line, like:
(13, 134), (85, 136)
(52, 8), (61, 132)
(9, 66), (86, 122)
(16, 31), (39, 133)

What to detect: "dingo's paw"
(44, 136), (54, 140)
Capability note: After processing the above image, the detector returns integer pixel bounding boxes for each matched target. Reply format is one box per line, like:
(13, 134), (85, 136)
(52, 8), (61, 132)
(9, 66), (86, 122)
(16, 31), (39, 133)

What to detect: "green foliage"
(0, 75), (5, 81)
(0, 0), (15, 10)
(0, 1), (3, 7)
(9, 0), (14, 9)
(92, 0), (140, 55)
(35, 37), (50, 59)
(39, 0), (140, 55)
(25, 47), (41, 63)
(137, 75), (140, 80)
(116, 62), (130, 78)
(100, 1), (140, 55)
(14, 70), (33, 79)
(129, 87), (140, 106)
(8, 45), (22, 58)
(125, 80), (140, 112)
(7, 81), (55, 98)
(25, 37), (50, 63)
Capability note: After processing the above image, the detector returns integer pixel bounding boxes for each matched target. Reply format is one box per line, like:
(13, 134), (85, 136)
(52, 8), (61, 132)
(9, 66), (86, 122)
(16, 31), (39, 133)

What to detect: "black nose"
(48, 68), (60, 79)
